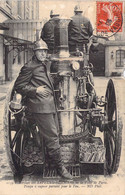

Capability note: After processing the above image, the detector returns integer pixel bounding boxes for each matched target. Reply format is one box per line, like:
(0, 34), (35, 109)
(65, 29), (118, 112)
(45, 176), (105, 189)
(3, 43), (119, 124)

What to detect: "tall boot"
(51, 150), (73, 180)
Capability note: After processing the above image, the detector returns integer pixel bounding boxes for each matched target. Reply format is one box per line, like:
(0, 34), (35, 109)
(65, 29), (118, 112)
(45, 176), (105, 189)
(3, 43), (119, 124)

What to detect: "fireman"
(68, 5), (93, 53)
(41, 9), (60, 53)
(14, 39), (73, 180)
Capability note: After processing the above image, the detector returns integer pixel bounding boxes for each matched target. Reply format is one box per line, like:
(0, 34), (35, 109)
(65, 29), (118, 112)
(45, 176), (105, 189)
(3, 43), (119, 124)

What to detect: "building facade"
(0, 1), (39, 20)
(96, 2), (125, 77)
(105, 40), (125, 77)
(0, 0), (40, 82)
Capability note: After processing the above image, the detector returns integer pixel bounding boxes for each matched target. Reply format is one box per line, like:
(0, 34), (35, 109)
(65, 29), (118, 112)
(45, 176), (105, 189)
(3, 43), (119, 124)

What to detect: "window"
(116, 49), (125, 67)
(17, 1), (22, 18)
(32, 1), (34, 19)
(6, 0), (11, 7)
(18, 53), (21, 64)
(24, 1), (29, 19)
(3, 44), (5, 64)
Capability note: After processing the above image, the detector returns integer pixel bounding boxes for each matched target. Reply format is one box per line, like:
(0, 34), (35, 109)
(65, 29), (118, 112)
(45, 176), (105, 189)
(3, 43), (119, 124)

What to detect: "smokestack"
(54, 18), (71, 57)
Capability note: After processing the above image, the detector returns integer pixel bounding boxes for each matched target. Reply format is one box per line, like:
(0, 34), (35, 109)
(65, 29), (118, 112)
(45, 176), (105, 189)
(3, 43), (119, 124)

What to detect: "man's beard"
(37, 56), (46, 62)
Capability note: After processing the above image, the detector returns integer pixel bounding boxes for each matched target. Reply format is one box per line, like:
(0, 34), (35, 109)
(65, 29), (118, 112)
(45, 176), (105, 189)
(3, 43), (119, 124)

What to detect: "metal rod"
(57, 108), (102, 112)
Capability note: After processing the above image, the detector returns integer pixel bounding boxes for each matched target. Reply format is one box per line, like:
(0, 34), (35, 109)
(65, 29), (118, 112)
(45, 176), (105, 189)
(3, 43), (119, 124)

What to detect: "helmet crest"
(34, 39), (48, 51)
(74, 5), (83, 13)
(50, 9), (59, 17)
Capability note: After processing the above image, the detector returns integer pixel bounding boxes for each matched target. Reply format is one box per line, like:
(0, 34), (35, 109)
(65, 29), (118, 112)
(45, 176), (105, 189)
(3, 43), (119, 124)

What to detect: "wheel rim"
(3, 82), (31, 178)
(9, 111), (25, 172)
(104, 79), (122, 174)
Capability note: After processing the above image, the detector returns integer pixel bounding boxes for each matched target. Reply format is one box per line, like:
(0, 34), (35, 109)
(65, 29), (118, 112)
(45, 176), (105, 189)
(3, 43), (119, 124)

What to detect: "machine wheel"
(104, 79), (123, 174)
(3, 81), (26, 182)
(4, 81), (45, 182)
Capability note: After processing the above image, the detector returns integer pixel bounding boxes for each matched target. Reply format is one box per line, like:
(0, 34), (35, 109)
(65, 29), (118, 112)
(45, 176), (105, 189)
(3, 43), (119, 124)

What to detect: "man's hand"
(36, 85), (51, 97)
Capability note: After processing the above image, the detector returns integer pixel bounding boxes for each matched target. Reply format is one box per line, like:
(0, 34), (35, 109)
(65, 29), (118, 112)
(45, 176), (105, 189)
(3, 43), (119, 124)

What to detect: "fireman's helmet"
(34, 39), (48, 51)
(50, 9), (59, 17)
(74, 5), (83, 13)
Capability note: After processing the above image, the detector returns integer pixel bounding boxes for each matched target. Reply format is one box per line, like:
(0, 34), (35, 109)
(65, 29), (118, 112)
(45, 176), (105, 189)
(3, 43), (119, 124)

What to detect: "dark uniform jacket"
(68, 14), (93, 51)
(14, 57), (56, 114)
(41, 17), (59, 52)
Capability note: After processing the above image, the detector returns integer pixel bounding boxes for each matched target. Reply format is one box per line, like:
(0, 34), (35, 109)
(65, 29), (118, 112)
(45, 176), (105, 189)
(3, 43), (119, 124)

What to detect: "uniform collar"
(49, 17), (59, 21)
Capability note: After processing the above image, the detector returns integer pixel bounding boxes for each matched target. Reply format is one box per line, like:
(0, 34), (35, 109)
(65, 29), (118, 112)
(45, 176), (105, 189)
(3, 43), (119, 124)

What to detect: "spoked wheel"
(3, 81), (27, 183)
(104, 79), (123, 174)
(4, 81), (45, 183)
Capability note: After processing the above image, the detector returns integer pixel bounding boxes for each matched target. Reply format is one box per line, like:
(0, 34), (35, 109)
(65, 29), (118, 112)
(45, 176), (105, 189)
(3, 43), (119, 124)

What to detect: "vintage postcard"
(0, 0), (125, 194)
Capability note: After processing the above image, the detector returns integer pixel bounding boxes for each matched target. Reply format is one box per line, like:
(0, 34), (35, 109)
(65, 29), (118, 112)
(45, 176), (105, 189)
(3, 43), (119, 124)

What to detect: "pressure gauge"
(71, 61), (80, 70)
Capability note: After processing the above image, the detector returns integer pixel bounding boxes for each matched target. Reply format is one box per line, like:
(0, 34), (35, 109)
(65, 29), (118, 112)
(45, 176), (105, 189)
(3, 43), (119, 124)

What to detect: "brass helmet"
(74, 5), (83, 13)
(50, 9), (59, 17)
(34, 39), (48, 51)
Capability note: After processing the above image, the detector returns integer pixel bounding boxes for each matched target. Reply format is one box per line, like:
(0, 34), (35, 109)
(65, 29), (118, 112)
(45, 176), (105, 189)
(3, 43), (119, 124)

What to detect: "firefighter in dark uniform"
(41, 10), (60, 53)
(68, 5), (94, 88)
(14, 39), (73, 180)
(68, 5), (93, 53)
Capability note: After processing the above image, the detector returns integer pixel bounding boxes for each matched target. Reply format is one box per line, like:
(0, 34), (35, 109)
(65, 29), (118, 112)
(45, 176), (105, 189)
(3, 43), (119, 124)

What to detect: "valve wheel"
(104, 79), (123, 174)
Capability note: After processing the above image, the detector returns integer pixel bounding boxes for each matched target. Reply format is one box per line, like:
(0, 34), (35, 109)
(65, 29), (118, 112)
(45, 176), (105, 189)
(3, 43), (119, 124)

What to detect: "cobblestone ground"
(0, 77), (125, 194)
(0, 100), (13, 181)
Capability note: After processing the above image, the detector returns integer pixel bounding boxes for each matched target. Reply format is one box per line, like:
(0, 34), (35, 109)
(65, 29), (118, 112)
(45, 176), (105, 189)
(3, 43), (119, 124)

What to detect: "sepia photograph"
(0, 0), (125, 194)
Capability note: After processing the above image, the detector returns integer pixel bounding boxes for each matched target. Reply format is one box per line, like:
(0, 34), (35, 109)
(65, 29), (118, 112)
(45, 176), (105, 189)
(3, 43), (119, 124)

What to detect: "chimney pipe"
(54, 18), (71, 57)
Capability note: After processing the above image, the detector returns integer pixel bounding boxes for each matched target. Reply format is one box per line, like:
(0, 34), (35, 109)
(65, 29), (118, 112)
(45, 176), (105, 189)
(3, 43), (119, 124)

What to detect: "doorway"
(89, 43), (105, 76)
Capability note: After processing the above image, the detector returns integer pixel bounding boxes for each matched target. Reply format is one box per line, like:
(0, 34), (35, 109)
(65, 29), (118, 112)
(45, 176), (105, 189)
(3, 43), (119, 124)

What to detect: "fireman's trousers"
(33, 113), (62, 165)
